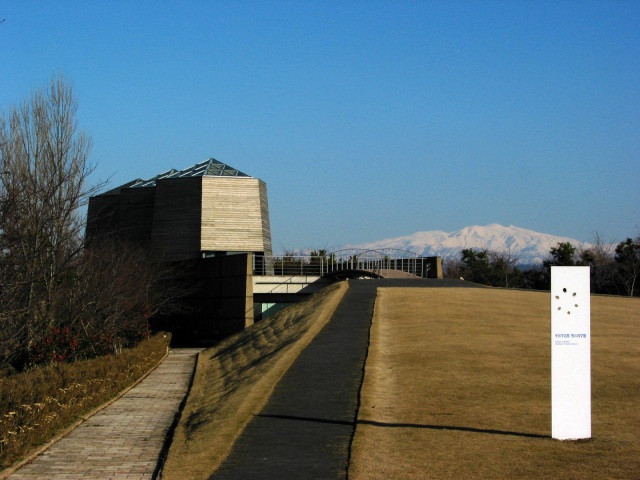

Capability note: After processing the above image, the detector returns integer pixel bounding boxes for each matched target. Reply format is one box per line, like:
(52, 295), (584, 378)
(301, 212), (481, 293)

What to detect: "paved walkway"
(213, 279), (481, 479)
(7, 349), (201, 480)
(213, 281), (377, 479)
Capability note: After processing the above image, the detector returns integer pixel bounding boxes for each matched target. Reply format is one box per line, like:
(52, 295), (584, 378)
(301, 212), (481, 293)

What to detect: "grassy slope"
(350, 288), (640, 479)
(161, 281), (348, 479)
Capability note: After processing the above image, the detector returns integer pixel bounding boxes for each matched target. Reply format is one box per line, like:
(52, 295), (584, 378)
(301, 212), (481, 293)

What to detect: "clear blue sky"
(1, 0), (638, 251)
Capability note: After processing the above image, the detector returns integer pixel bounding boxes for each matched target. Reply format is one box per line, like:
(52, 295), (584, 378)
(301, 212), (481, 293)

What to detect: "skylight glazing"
(130, 158), (250, 188)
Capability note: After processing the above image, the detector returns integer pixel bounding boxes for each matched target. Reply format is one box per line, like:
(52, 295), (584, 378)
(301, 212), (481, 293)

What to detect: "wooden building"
(86, 158), (272, 259)
(86, 158), (272, 344)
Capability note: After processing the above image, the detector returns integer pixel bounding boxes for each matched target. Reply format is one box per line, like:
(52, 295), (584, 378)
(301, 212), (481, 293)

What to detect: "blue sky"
(1, 1), (638, 251)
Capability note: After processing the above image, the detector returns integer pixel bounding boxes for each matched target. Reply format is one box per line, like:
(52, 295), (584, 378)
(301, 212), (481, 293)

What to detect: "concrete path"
(7, 349), (201, 480)
(213, 281), (376, 479)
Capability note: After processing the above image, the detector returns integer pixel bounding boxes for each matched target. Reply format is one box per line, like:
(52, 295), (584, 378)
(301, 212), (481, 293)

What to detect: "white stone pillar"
(551, 266), (591, 440)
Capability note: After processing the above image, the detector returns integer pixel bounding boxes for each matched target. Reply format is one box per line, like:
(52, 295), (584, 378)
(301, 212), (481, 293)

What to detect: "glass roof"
(130, 158), (250, 188)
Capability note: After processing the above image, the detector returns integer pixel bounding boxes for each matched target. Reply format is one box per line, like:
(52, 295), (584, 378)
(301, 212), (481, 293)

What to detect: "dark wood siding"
(118, 187), (155, 246)
(152, 177), (202, 260)
(87, 173), (272, 260)
(86, 194), (120, 243)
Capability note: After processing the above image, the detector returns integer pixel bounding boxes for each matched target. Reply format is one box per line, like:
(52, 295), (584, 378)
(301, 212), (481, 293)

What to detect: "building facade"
(86, 158), (272, 344)
(86, 158), (272, 259)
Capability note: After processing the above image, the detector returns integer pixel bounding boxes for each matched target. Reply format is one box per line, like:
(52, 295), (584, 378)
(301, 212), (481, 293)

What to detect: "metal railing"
(253, 248), (429, 278)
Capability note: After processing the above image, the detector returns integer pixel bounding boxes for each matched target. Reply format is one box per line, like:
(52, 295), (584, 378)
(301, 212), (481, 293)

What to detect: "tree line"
(0, 77), (182, 373)
(443, 234), (640, 296)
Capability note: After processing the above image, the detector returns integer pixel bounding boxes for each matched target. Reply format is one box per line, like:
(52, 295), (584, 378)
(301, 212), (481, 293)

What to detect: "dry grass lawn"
(349, 288), (640, 479)
(161, 281), (348, 479)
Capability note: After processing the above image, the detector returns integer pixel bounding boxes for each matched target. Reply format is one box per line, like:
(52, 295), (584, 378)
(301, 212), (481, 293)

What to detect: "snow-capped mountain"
(338, 224), (588, 265)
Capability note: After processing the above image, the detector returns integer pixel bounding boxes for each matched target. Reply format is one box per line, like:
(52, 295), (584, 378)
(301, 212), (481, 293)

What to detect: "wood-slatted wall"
(201, 177), (271, 254)
(152, 177), (202, 260)
(88, 174), (272, 260)
(259, 180), (273, 256)
(86, 194), (120, 243)
(86, 181), (151, 245)
(119, 187), (155, 246)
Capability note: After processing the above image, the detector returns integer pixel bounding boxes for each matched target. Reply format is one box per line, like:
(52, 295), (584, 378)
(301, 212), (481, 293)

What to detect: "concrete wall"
(161, 254), (254, 346)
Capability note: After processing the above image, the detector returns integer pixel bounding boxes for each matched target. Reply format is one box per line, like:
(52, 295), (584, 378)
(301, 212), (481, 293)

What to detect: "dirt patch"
(161, 281), (348, 479)
(349, 288), (640, 479)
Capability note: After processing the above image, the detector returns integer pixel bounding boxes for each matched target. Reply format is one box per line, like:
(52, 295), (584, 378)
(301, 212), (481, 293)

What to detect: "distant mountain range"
(337, 224), (588, 265)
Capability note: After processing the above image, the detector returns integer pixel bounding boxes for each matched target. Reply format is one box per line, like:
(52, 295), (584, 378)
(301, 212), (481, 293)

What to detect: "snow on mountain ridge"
(338, 224), (588, 265)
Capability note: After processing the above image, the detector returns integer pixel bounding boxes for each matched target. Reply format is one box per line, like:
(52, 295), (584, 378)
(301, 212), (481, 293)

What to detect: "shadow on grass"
(256, 414), (549, 439)
(185, 337), (297, 437)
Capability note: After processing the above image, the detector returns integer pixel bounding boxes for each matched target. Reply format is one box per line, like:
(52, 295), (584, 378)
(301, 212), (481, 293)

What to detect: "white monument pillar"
(551, 266), (591, 440)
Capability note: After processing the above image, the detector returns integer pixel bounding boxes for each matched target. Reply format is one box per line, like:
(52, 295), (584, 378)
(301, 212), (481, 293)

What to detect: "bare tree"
(488, 247), (521, 288)
(615, 237), (640, 297)
(0, 76), (104, 368)
(578, 232), (618, 294)
(442, 256), (463, 279)
(65, 241), (193, 358)
(0, 77), (194, 370)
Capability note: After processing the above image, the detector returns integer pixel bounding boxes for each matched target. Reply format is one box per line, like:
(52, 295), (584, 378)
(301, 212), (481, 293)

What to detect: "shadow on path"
(256, 414), (549, 440)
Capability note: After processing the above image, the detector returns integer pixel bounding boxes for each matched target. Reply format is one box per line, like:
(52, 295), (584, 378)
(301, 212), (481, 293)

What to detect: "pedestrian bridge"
(254, 248), (439, 278)
(162, 249), (442, 343)
(251, 249), (442, 313)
